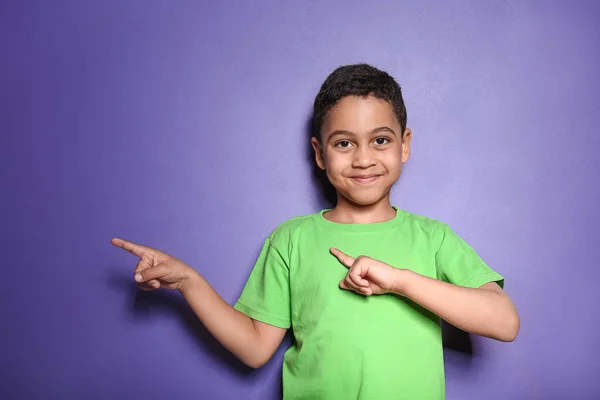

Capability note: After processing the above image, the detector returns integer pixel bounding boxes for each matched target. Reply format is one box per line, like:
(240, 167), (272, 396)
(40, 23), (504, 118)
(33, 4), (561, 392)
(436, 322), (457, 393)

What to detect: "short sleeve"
(435, 224), (505, 289)
(233, 238), (291, 329)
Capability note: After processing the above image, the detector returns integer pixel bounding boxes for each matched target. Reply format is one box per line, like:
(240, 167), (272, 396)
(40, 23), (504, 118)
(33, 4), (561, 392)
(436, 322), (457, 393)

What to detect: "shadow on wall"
(305, 114), (338, 210)
(107, 274), (256, 376)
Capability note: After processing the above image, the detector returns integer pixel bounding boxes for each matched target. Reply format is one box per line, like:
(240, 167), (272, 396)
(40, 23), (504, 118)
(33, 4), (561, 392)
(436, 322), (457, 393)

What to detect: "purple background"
(2, 1), (599, 399)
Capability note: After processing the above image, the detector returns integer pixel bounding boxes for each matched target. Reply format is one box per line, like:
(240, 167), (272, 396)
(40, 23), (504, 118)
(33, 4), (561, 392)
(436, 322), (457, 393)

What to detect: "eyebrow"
(327, 126), (397, 141)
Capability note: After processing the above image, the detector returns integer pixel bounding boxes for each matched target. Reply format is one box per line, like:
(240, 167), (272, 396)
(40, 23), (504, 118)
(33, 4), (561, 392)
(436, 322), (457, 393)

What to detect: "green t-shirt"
(234, 207), (504, 400)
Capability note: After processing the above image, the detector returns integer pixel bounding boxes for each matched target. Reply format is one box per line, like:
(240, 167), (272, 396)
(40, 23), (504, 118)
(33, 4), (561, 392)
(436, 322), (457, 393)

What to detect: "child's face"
(311, 95), (411, 207)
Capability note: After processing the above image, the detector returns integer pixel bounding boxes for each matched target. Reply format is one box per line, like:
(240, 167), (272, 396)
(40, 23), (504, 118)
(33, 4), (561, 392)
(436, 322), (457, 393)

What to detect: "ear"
(401, 128), (412, 164)
(311, 137), (326, 170)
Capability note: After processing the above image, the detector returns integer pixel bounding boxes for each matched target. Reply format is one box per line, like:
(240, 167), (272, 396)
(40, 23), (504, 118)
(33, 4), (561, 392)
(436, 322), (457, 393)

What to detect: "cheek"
(383, 149), (404, 168)
(324, 157), (352, 186)
(391, 160), (404, 174)
(380, 156), (403, 180)
(388, 154), (403, 169)
(324, 153), (348, 172)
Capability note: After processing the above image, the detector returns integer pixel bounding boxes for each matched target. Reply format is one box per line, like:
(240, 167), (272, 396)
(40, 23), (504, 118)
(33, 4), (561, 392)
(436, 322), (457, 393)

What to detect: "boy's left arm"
(394, 270), (520, 342)
(331, 247), (520, 342)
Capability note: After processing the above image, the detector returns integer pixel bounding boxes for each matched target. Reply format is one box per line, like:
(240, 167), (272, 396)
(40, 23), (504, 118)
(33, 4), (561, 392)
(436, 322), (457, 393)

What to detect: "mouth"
(350, 175), (381, 184)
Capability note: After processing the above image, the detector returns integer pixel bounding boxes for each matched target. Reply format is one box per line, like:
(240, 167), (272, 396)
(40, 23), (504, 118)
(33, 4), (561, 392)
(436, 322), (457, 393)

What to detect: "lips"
(350, 174), (380, 184)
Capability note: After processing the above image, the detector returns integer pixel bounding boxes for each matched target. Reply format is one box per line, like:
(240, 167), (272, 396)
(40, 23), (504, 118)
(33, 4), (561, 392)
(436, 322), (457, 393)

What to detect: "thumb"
(135, 264), (167, 283)
(330, 247), (355, 268)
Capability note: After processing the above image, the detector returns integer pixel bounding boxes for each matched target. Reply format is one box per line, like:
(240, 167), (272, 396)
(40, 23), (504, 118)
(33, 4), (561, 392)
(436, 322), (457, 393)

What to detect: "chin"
(341, 191), (389, 207)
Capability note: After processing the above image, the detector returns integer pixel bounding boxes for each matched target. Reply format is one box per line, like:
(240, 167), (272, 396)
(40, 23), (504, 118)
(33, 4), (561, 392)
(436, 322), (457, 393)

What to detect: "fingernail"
(134, 273), (142, 282)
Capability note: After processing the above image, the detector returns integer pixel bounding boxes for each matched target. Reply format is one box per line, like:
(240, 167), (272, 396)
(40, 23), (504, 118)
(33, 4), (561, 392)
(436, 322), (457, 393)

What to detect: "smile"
(350, 175), (380, 184)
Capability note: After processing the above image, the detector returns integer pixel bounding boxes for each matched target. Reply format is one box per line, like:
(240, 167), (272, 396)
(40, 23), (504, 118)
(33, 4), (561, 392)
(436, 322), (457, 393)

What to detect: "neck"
(324, 195), (396, 224)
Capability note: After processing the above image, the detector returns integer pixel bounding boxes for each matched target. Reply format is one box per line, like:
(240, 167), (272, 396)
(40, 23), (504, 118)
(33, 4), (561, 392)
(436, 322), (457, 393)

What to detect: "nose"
(351, 146), (376, 169)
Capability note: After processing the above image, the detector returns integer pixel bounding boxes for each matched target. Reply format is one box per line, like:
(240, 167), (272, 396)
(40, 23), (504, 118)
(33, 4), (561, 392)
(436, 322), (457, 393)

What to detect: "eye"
(334, 140), (353, 148)
(374, 137), (390, 145)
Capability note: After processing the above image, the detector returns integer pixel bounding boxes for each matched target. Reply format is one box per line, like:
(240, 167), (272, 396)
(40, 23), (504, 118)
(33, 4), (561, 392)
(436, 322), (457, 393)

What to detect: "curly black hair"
(312, 64), (407, 140)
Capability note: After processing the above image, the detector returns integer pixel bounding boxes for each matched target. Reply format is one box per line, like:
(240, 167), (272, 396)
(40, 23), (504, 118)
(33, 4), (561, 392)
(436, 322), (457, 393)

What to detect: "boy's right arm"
(179, 271), (287, 368)
(111, 237), (287, 369)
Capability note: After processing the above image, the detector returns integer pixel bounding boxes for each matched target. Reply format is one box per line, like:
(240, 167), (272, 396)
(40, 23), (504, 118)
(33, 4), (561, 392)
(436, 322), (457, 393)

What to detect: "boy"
(112, 64), (520, 399)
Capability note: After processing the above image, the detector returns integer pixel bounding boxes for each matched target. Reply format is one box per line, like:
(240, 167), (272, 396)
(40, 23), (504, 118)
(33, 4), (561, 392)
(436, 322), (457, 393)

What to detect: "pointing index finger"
(330, 247), (355, 268)
(111, 237), (151, 258)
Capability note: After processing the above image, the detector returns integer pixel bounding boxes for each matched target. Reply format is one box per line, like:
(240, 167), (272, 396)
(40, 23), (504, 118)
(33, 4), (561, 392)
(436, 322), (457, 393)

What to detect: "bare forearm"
(393, 270), (519, 342)
(178, 271), (264, 367)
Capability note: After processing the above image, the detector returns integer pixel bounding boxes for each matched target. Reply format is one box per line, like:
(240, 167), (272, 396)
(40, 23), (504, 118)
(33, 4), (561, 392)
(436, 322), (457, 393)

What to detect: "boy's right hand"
(111, 237), (196, 291)
(113, 238), (286, 368)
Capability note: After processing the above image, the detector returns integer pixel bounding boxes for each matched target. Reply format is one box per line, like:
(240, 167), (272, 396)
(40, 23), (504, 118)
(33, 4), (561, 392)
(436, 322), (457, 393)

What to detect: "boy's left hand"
(330, 247), (404, 296)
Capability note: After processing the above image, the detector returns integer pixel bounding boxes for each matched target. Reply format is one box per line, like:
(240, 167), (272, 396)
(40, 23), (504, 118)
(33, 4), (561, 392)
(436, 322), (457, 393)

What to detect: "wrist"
(179, 268), (202, 294)
(391, 268), (413, 296)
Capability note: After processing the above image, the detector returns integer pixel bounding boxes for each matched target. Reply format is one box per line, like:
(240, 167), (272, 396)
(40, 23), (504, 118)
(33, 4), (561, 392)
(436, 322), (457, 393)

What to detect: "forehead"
(322, 96), (398, 137)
